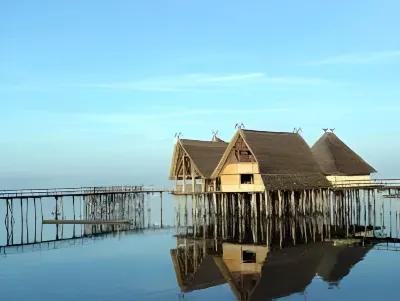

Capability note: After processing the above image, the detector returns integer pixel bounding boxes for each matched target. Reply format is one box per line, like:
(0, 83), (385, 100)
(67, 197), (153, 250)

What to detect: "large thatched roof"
(311, 132), (376, 176)
(212, 129), (331, 190)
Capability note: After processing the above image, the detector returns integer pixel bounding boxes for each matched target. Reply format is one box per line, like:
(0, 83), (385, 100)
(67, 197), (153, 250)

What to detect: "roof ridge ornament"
(235, 122), (245, 130)
(212, 130), (221, 142)
(293, 127), (302, 134)
(174, 132), (182, 141)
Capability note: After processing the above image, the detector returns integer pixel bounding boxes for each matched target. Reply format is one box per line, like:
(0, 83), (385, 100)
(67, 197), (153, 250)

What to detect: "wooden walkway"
(42, 219), (133, 225)
(0, 186), (171, 199)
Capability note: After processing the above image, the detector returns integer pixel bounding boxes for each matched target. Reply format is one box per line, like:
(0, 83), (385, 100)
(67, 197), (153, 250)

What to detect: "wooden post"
(40, 197), (44, 242)
(213, 193), (217, 240)
(183, 156), (186, 193)
(193, 194), (197, 238)
(368, 189), (371, 226)
(232, 193), (235, 240)
(5, 199), (9, 245)
(185, 194), (188, 235)
(252, 193), (257, 244)
(20, 197), (23, 244)
(239, 193), (243, 243)
(34, 198), (37, 243)
(373, 189), (376, 233)
(278, 191), (282, 218)
(160, 192), (163, 229)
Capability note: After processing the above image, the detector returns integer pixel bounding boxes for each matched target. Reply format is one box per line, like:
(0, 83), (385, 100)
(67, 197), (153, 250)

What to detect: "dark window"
(240, 174), (254, 184)
(242, 250), (256, 263)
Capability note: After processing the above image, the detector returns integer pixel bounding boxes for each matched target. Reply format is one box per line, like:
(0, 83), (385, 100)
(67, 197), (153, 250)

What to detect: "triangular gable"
(211, 130), (258, 178)
(169, 140), (204, 180)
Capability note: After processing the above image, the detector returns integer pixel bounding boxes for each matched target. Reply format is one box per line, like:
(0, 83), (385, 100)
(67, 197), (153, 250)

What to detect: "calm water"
(1, 228), (400, 301)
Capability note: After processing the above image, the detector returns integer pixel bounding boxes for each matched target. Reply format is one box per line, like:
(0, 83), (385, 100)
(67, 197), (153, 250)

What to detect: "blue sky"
(1, 0), (400, 188)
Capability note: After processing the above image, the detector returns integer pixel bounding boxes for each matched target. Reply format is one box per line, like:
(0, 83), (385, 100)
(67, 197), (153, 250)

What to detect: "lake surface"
(1, 228), (400, 301)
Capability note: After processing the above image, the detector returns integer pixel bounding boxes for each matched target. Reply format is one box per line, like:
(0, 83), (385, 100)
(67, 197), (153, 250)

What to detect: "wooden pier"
(0, 185), (170, 248)
(0, 186), (170, 199)
(42, 219), (133, 225)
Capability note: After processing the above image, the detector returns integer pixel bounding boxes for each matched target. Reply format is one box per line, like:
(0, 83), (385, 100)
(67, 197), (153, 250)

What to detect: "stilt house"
(169, 134), (228, 193)
(311, 131), (376, 186)
(211, 129), (331, 192)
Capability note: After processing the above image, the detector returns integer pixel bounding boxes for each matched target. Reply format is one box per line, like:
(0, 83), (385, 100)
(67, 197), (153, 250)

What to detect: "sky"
(1, 0), (400, 189)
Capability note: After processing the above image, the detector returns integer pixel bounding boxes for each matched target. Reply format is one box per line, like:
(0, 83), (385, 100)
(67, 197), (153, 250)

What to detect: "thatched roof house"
(311, 132), (376, 186)
(211, 129), (331, 191)
(169, 139), (227, 180)
(311, 132), (376, 176)
(169, 135), (228, 192)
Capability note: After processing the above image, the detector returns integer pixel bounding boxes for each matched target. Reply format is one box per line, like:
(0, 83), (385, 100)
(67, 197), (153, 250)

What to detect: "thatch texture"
(311, 132), (376, 176)
(240, 130), (331, 190)
(169, 138), (228, 179)
(261, 173), (331, 190)
(181, 139), (228, 178)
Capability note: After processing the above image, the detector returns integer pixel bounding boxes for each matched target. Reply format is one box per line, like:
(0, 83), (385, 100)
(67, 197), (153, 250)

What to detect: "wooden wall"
(219, 162), (265, 192)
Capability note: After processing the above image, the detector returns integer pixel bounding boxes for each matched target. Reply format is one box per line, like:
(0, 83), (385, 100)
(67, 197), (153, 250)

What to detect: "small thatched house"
(211, 129), (331, 192)
(169, 134), (228, 193)
(311, 131), (376, 186)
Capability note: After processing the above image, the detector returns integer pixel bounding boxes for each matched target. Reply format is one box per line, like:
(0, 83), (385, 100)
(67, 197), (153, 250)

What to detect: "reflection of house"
(170, 238), (226, 293)
(213, 242), (373, 301)
(311, 131), (377, 186)
(215, 243), (323, 301)
(169, 135), (227, 193)
(213, 243), (268, 301)
(211, 129), (331, 192)
(317, 243), (372, 286)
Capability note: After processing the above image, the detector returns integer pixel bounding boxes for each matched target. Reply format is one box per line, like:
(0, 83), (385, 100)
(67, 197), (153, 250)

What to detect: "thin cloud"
(67, 72), (330, 92)
(82, 108), (290, 124)
(196, 73), (265, 83)
(302, 51), (400, 66)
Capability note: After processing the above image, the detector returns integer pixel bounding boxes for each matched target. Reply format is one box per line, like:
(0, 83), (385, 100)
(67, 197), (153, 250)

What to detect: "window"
(240, 174), (254, 184)
(235, 150), (255, 162)
(242, 250), (256, 263)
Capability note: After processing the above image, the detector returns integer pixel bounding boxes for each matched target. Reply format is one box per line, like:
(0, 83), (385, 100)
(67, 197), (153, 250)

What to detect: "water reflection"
(171, 195), (387, 300)
(171, 236), (375, 300)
